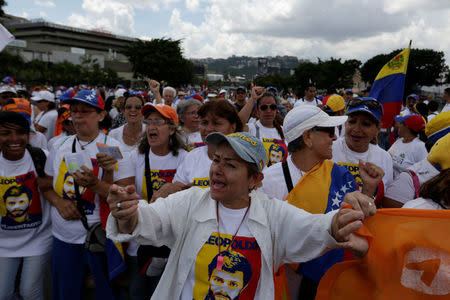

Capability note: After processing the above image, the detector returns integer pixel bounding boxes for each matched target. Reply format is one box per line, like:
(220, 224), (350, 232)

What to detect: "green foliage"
(254, 73), (295, 91)
(361, 48), (448, 93)
(0, 0), (6, 17)
(0, 52), (124, 87)
(124, 38), (194, 86)
(294, 58), (361, 93)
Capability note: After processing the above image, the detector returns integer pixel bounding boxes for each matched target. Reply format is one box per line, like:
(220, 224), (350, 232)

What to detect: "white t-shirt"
(181, 202), (261, 300)
(173, 146), (211, 188)
(331, 137), (393, 192)
(47, 132), (69, 151)
(37, 109), (58, 140)
(108, 124), (146, 153)
(30, 130), (48, 151)
(441, 103), (450, 113)
(427, 112), (438, 123)
(400, 107), (412, 116)
(109, 107), (119, 120)
(44, 133), (134, 244)
(0, 150), (52, 257)
(127, 147), (187, 256)
(247, 120), (287, 167)
(402, 197), (443, 210)
(385, 159), (439, 205)
(388, 137), (428, 179)
(261, 155), (303, 201)
(294, 98), (323, 107)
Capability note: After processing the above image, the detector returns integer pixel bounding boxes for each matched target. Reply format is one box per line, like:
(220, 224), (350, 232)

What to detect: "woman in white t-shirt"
(240, 87), (287, 167)
(388, 114), (428, 179)
(171, 99), (243, 190)
(0, 112), (52, 300)
(41, 89), (134, 300)
(403, 168), (449, 209)
(32, 90), (58, 141)
(332, 97), (394, 204)
(108, 94), (145, 153)
(105, 131), (376, 300)
(126, 103), (188, 299)
(176, 98), (203, 151)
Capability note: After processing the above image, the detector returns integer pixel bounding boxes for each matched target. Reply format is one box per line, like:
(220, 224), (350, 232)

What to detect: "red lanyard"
(215, 198), (251, 270)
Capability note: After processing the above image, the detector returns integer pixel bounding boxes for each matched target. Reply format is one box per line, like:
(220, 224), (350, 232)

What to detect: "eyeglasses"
(70, 109), (96, 115)
(125, 104), (142, 110)
(347, 98), (383, 112)
(185, 111), (198, 116)
(259, 104), (277, 111)
(312, 126), (335, 138)
(142, 118), (166, 126)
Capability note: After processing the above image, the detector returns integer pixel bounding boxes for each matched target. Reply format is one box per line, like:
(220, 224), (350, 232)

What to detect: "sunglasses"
(259, 104), (277, 111)
(142, 118), (166, 126)
(312, 126), (335, 138)
(347, 99), (383, 112)
(125, 104), (142, 110)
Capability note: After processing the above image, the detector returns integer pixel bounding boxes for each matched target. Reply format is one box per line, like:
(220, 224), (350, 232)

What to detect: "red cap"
(403, 114), (426, 132)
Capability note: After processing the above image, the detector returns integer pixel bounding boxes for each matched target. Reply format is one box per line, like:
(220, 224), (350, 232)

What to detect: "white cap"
(207, 93), (218, 98)
(219, 89), (227, 95)
(0, 85), (17, 94)
(283, 106), (348, 143)
(115, 88), (126, 98)
(31, 90), (55, 102)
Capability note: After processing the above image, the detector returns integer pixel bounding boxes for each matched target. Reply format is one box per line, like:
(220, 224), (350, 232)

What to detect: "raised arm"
(238, 86), (265, 125)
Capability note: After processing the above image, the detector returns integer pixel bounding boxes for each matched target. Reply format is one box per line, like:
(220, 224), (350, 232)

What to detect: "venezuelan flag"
(316, 208), (450, 300)
(369, 43), (411, 128)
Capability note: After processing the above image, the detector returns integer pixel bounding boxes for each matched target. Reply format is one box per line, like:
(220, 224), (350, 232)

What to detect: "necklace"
(77, 136), (97, 150)
(215, 199), (251, 270)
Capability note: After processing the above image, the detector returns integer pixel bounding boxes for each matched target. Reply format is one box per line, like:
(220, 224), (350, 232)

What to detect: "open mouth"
(211, 178), (226, 191)
(350, 135), (363, 142)
(7, 144), (24, 151)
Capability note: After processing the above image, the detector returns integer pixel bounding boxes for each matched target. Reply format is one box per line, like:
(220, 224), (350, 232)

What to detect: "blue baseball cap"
(63, 89), (105, 110)
(407, 93), (419, 100)
(58, 89), (75, 100)
(346, 97), (383, 123)
(206, 132), (268, 171)
(345, 88), (353, 94)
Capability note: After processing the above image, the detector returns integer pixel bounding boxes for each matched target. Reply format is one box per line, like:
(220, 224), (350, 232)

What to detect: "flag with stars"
(285, 160), (358, 282)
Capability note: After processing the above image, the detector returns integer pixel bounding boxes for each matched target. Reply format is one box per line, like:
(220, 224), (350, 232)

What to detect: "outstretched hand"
(107, 184), (140, 234)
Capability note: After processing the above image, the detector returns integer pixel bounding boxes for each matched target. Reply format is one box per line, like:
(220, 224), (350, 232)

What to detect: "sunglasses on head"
(259, 104), (277, 111)
(312, 126), (335, 138)
(347, 98), (383, 112)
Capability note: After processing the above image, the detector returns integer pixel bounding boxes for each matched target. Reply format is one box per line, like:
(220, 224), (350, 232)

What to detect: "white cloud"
(186, 0), (200, 11)
(35, 1), (56, 8)
(20, 12), (29, 19)
(162, 0), (450, 62)
(67, 0), (136, 35)
(39, 11), (48, 18)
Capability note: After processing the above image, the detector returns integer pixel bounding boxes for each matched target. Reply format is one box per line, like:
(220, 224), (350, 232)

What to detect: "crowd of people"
(0, 75), (449, 300)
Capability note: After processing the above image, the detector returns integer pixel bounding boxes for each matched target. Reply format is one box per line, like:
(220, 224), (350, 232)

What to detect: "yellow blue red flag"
(369, 43), (411, 128)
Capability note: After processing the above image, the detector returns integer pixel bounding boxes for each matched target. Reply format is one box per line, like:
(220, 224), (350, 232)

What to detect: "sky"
(5, 0), (450, 63)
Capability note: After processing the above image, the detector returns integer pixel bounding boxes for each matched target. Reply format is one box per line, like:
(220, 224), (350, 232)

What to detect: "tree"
(0, 0), (6, 17)
(124, 38), (194, 86)
(293, 58), (361, 94)
(361, 48), (448, 93)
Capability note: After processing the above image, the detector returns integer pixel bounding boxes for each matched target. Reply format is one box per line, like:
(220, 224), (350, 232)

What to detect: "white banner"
(0, 23), (15, 52)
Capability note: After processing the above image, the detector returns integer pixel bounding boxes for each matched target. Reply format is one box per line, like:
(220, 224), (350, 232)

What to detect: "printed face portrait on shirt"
(206, 251), (252, 300)
(62, 172), (85, 201)
(268, 143), (284, 165)
(3, 185), (32, 223)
